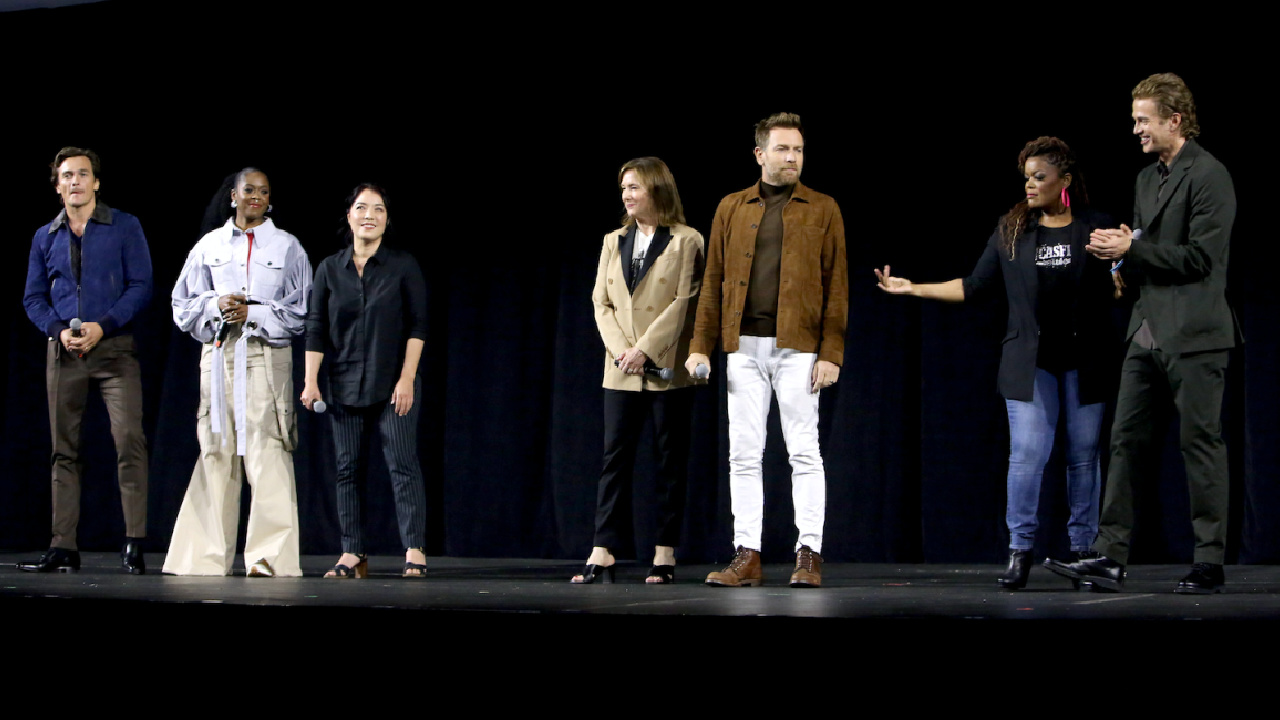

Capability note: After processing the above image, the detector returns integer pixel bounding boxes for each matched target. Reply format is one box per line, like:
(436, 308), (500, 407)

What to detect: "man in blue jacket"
(19, 147), (154, 574)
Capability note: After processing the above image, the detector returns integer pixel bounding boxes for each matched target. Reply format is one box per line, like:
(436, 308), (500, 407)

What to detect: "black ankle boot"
(997, 549), (1033, 590)
(121, 538), (146, 575)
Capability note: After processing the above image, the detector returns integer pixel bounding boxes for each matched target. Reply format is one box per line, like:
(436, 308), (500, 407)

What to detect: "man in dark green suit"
(1046, 73), (1238, 594)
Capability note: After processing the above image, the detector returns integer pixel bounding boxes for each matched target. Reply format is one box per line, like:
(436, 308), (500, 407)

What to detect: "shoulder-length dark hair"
(997, 137), (1089, 259)
(200, 166), (268, 236)
(617, 157), (685, 228)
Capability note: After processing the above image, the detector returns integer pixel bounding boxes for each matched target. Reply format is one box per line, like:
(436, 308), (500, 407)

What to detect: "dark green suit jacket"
(1126, 139), (1239, 354)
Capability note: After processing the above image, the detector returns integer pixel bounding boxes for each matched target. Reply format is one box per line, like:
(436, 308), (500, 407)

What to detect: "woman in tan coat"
(571, 157), (705, 584)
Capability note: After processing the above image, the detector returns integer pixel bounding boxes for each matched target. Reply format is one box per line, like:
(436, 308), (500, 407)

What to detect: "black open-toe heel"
(646, 565), (675, 584)
(403, 548), (427, 578)
(325, 554), (368, 579)
(570, 564), (615, 584)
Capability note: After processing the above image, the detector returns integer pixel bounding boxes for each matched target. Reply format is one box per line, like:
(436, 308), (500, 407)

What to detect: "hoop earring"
(1060, 187), (1071, 208)
(230, 200), (237, 208)
(267, 204), (273, 213)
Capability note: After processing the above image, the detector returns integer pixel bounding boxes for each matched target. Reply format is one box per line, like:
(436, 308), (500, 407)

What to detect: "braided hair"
(997, 137), (1088, 259)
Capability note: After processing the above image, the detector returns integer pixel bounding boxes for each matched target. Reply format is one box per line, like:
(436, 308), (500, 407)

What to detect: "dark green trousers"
(1093, 342), (1230, 565)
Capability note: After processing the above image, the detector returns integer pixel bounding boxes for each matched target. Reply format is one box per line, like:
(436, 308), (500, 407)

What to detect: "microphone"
(312, 400), (327, 414)
(70, 318), (84, 358)
(693, 363), (709, 380)
(614, 359), (674, 381)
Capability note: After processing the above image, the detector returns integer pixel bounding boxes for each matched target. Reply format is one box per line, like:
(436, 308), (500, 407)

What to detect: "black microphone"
(614, 358), (674, 381)
(70, 318), (84, 358)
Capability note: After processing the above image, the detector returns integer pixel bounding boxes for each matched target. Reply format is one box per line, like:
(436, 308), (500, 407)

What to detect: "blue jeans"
(1004, 368), (1104, 552)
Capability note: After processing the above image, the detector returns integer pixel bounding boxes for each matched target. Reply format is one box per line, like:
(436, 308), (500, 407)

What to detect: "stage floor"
(7, 553), (1280, 685)
(4, 552), (1280, 621)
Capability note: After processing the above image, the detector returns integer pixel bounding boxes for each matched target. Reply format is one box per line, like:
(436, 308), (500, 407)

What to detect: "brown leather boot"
(705, 546), (762, 587)
(789, 545), (823, 588)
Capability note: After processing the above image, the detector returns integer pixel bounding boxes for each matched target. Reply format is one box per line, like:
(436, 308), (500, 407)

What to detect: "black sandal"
(403, 549), (427, 578)
(324, 554), (367, 579)
(570, 564), (616, 584)
(646, 565), (675, 584)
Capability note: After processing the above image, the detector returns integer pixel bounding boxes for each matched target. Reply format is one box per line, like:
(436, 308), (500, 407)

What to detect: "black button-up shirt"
(306, 244), (427, 407)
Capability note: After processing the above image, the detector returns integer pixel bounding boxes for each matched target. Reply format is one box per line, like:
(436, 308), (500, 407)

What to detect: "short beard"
(766, 167), (799, 186)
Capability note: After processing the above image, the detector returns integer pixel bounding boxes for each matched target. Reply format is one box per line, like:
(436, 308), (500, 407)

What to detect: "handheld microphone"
(614, 359), (674, 381)
(70, 318), (84, 358)
(312, 400), (327, 414)
(693, 363), (709, 380)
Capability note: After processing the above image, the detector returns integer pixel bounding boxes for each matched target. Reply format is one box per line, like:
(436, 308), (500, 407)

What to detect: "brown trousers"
(46, 333), (148, 549)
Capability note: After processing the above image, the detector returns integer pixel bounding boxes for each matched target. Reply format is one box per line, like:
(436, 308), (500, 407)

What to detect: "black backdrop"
(1, 2), (1275, 566)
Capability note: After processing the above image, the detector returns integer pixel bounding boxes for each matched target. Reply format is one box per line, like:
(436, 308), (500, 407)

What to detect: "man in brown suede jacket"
(685, 112), (848, 588)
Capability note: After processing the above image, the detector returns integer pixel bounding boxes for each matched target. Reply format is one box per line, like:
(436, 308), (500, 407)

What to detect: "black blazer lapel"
(617, 225), (637, 291)
(634, 226), (671, 289)
(1137, 168), (1160, 228)
(1015, 226), (1039, 313)
(1150, 166), (1190, 224)
(1146, 140), (1200, 227)
(1068, 215), (1091, 286)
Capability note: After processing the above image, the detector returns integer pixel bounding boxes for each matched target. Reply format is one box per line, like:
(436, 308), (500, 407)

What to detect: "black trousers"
(594, 388), (694, 550)
(1093, 342), (1230, 565)
(330, 376), (426, 555)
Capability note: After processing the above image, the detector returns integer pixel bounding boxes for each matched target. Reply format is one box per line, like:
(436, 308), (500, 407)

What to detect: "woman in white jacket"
(163, 168), (311, 578)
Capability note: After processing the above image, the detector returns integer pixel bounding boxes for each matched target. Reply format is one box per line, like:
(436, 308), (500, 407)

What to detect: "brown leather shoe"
(705, 546), (762, 587)
(789, 545), (823, 588)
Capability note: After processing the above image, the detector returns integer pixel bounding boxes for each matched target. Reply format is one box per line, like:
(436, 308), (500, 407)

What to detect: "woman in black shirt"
(302, 183), (429, 578)
(876, 137), (1117, 590)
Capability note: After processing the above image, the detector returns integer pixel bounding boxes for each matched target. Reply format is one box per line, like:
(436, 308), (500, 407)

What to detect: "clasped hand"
(1086, 225), (1133, 260)
(218, 293), (249, 324)
(617, 347), (648, 375)
(60, 321), (103, 354)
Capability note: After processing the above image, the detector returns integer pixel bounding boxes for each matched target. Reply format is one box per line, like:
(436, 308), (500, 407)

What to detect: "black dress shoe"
(17, 547), (81, 573)
(1175, 563), (1224, 595)
(121, 539), (146, 575)
(1043, 554), (1125, 592)
(997, 549), (1034, 590)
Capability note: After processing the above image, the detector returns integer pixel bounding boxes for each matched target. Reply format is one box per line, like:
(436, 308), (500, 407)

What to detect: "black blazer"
(1125, 139), (1240, 354)
(963, 208), (1117, 404)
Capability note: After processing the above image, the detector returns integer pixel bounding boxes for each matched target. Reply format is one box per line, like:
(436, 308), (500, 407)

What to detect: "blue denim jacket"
(24, 202), (154, 338)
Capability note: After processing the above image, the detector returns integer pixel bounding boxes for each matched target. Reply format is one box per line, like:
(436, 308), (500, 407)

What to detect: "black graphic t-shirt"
(1035, 223), (1078, 373)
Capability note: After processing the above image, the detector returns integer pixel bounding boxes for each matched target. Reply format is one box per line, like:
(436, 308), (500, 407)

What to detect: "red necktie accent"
(245, 229), (254, 292)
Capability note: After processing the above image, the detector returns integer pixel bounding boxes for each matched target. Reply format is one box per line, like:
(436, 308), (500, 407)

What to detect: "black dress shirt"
(306, 244), (427, 407)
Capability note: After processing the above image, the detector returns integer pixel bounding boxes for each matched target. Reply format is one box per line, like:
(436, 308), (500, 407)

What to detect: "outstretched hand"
(874, 265), (914, 295)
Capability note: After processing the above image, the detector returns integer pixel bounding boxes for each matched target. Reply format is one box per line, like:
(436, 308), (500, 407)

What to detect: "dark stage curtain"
(2, 3), (1276, 565)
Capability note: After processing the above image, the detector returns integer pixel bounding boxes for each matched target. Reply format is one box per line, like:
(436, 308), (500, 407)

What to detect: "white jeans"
(726, 335), (825, 553)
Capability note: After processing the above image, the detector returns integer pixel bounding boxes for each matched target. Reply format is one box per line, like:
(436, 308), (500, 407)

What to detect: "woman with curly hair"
(876, 137), (1118, 589)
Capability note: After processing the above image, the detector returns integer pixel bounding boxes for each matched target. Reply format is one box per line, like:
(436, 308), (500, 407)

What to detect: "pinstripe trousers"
(329, 376), (427, 554)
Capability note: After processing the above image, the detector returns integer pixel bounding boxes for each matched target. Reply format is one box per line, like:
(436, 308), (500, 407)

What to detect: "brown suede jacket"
(690, 181), (848, 365)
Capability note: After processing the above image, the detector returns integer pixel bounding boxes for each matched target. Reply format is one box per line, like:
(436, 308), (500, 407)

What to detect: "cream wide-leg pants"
(726, 335), (826, 554)
(163, 338), (301, 576)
